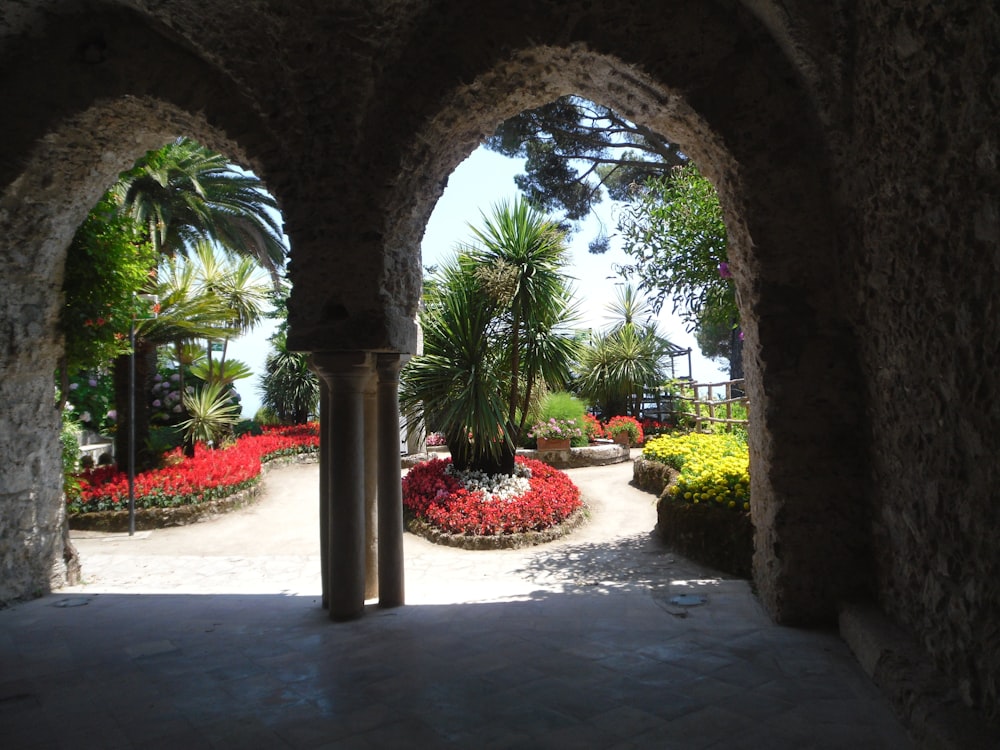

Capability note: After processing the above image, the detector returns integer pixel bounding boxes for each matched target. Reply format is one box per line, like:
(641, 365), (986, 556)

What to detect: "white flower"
(80, 411), (91, 422)
(444, 463), (532, 502)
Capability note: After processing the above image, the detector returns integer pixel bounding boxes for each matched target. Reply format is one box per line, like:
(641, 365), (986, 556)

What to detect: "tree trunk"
(113, 338), (158, 473)
(729, 323), (744, 397)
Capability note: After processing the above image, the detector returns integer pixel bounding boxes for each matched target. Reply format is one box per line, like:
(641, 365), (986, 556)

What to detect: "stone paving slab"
(0, 461), (915, 748)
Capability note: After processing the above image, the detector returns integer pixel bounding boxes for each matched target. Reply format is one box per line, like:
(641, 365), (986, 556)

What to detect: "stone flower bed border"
(403, 442), (629, 470)
(405, 504), (589, 550)
(633, 455), (753, 578)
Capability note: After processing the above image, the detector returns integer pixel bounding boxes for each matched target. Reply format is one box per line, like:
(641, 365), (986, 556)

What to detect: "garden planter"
(612, 432), (631, 447)
(536, 437), (571, 452)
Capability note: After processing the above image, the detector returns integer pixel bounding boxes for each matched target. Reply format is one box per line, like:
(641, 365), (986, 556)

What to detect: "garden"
(60, 135), (750, 567)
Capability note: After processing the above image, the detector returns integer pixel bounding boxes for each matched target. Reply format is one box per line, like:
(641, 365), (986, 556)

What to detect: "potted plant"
(604, 415), (643, 447)
(529, 418), (583, 452)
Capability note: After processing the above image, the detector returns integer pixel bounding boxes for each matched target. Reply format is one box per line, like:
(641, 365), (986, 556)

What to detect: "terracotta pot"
(612, 432), (631, 446)
(536, 437), (571, 452)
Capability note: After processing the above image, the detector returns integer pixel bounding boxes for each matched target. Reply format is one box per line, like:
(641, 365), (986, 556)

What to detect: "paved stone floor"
(0, 461), (914, 748)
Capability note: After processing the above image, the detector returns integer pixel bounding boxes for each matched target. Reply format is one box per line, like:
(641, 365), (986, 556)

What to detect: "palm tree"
(260, 331), (320, 424)
(401, 199), (579, 474)
(114, 256), (237, 469)
(401, 258), (511, 473)
(111, 137), (286, 284)
(576, 284), (669, 418)
(99, 139), (286, 472)
(464, 198), (579, 443)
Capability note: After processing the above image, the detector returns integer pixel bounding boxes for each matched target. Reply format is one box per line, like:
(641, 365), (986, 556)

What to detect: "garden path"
(0, 460), (915, 748)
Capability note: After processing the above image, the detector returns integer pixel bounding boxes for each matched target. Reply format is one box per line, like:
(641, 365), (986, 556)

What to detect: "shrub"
(603, 415), (644, 446)
(582, 413), (605, 441)
(643, 432), (749, 512)
(528, 418), (584, 441)
(537, 392), (589, 447)
(61, 410), (82, 502)
(234, 419), (264, 438)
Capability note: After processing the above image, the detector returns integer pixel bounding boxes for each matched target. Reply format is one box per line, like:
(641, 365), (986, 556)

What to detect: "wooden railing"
(679, 379), (748, 432)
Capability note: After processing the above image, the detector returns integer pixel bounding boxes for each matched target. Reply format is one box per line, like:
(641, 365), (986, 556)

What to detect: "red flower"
(402, 457), (582, 536)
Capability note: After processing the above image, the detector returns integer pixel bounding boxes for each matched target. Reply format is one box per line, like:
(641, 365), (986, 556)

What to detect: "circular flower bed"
(402, 456), (585, 548)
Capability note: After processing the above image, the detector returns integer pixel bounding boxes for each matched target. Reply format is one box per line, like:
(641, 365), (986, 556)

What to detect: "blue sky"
(230, 146), (726, 417)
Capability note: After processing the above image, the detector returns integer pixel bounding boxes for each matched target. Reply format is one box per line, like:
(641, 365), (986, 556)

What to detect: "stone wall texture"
(1, 0), (997, 723)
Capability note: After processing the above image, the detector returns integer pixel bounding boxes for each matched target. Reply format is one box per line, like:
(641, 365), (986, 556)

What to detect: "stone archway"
(365, 38), (868, 624)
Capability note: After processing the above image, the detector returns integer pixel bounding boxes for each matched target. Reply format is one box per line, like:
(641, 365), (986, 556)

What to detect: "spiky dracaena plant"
(179, 381), (242, 446)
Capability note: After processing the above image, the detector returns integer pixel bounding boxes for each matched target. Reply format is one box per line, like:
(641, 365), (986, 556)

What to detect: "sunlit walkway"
(0, 462), (912, 748)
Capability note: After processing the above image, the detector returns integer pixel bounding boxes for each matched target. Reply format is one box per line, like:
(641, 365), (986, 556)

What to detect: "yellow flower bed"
(643, 433), (750, 512)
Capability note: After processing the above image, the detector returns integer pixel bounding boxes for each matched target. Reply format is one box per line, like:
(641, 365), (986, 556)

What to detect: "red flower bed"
(69, 423), (319, 513)
(402, 457), (582, 536)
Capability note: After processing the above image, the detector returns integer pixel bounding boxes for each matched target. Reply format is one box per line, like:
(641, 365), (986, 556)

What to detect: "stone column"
(311, 352), (373, 621)
(317, 373), (330, 609)
(363, 370), (378, 600)
(376, 354), (406, 607)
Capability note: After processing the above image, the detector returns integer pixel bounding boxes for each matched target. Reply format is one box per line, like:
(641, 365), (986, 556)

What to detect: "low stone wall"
(402, 443), (630, 470)
(633, 456), (753, 578)
(524, 443), (629, 469)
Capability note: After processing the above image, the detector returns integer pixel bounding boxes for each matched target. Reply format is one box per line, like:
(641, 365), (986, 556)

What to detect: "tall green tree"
(464, 198), (581, 439)
(259, 330), (319, 424)
(487, 97), (741, 376)
(401, 199), (580, 474)
(106, 139), (286, 469)
(59, 194), (157, 408)
(486, 95), (686, 235)
(616, 163), (741, 379)
(112, 137), (286, 283)
(576, 285), (670, 417)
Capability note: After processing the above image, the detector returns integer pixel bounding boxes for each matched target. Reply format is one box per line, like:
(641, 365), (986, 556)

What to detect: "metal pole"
(128, 316), (136, 536)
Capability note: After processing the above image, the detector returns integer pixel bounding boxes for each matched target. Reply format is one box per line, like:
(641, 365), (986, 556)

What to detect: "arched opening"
(3, 0), (994, 736)
(374, 39), (869, 625)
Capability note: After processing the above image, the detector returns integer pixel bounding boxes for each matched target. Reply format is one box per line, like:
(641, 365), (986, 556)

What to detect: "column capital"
(310, 352), (376, 394)
(376, 352), (409, 379)
(310, 350), (374, 375)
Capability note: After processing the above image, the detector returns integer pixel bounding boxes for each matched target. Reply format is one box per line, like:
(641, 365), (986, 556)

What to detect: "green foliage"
(61, 410), (82, 500)
(253, 407), (283, 426)
(179, 382), (242, 445)
(259, 331), (319, 424)
(575, 285), (670, 417)
(538, 392), (588, 447)
(401, 198), (580, 473)
(190, 358), (253, 385)
(617, 164), (736, 334)
(643, 432), (750, 512)
(485, 95), (685, 226)
(540, 391), (587, 422)
(60, 194), (157, 375)
(147, 425), (185, 457)
(233, 419), (264, 438)
(64, 372), (116, 434)
(113, 137), (287, 283)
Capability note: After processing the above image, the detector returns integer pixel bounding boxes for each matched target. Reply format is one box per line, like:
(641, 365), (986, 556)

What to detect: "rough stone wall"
(0, 0), (996, 723)
(840, 0), (1000, 719)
